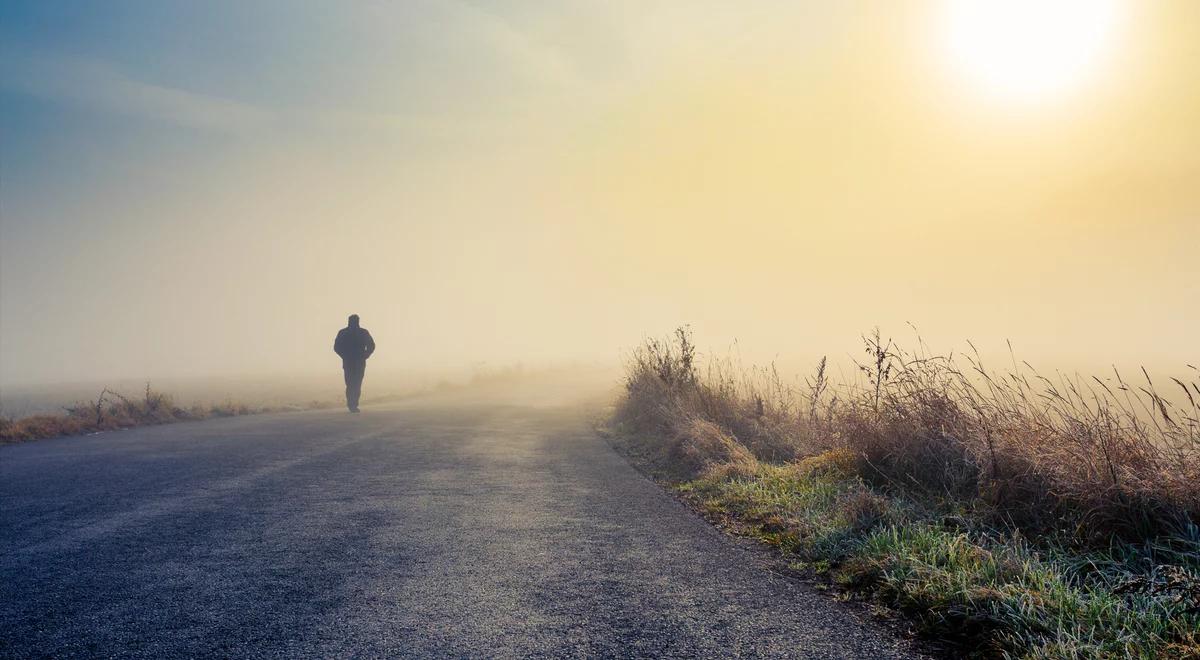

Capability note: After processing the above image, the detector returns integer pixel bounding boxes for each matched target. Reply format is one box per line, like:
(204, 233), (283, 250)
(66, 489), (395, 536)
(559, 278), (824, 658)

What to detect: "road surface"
(1, 389), (919, 658)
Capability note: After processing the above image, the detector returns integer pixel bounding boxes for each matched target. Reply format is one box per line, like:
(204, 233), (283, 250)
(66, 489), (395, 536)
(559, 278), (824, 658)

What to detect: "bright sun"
(942, 0), (1123, 103)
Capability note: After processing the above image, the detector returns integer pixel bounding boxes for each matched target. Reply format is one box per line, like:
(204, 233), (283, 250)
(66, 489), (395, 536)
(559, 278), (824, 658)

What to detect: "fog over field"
(2, 2), (1197, 401)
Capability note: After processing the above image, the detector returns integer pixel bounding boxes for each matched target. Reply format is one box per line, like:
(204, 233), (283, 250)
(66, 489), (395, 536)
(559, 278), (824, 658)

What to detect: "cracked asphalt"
(1, 391), (920, 658)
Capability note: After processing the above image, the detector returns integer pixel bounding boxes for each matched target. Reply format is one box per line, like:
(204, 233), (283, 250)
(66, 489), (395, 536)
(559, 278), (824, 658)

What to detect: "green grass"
(672, 456), (1200, 658)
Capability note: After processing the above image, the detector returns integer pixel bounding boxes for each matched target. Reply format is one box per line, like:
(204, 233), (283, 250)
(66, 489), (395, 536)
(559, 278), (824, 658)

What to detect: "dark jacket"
(334, 326), (375, 365)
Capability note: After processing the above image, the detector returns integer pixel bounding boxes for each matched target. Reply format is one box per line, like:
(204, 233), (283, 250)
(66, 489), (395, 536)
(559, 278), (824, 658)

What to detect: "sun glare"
(942, 0), (1123, 103)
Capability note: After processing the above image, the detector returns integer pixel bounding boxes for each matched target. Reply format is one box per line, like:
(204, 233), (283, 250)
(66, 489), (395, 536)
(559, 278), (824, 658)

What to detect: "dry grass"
(617, 327), (1199, 544)
(0, 385), (333, 444)
(614, 327), (1200, 657)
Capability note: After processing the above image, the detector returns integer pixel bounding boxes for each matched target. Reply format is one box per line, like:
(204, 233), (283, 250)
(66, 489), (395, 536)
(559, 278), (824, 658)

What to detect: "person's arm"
(363, 330), (376, 359)
(334, 330), (346, 358)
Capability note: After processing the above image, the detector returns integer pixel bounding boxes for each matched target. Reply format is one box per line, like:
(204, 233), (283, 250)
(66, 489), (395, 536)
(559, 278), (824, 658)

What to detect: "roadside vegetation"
(0, 385), (331, 444)
(610, 327), (1199, 658)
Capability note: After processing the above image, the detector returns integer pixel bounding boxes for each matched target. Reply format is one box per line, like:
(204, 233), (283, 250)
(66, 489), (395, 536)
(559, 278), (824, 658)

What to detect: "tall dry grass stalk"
(617, 327), (1199, 544)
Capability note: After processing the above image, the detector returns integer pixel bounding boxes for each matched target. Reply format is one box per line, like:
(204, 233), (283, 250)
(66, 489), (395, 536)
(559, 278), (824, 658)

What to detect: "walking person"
(333, 314), (375, 412)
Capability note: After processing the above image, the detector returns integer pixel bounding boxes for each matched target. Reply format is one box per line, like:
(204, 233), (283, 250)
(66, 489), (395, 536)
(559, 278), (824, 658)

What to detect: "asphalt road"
(1, 390), (920, 658)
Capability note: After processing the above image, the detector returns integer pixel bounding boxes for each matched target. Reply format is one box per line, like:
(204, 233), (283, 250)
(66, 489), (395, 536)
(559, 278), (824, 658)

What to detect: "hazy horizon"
(3, 1), (1197, 390)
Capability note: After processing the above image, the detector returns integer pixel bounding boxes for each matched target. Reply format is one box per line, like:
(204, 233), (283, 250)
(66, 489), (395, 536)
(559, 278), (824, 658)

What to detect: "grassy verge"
(0, 385), (334, 444)
(611, 328), (1199, 659)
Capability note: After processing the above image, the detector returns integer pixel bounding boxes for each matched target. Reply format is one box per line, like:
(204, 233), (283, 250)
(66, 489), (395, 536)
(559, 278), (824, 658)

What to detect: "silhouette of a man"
(333, 314), (375, 413)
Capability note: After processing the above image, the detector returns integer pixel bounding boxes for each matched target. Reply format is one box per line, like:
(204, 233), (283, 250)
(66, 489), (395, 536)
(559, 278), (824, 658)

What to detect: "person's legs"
(343, 365), (355, 411)
(344, 362), (365, 411)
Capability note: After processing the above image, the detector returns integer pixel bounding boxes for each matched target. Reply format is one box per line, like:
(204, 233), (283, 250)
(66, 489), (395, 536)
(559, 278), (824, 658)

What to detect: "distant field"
(0, 364), (618, 444)
(1, 376), (341, 418)
(0, 368), (528, 418)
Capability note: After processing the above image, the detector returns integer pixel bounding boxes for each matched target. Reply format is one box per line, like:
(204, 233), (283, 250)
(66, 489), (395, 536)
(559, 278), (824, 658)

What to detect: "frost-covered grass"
(678, 462), (1199, 658)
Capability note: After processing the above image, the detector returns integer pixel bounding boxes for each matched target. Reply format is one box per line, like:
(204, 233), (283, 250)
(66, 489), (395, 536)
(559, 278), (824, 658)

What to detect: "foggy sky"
(2, 1), (1197, 387)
